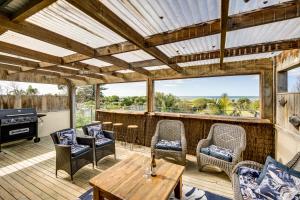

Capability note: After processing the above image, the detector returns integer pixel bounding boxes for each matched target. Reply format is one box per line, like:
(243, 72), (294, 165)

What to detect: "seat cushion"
(238, 167), (261, 199)
(155, 139), (182, 151)
(71, 144), (90, 157)
(95, 138), (113, 147)
(255, 163), (300, 199)
(57, 129), (77, 145)
(87, 124), (104, 139)
(200, 145), (233, 162)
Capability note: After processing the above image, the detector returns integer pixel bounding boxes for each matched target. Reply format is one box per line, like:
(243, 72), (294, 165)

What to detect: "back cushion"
(57, 129), (77, 145)
(87, 124), (104, 139)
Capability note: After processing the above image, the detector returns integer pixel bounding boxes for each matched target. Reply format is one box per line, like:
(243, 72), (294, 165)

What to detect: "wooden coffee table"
(89, 153), (185, 200)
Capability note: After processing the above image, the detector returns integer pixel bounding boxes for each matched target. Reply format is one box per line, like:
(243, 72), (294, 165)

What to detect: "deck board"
(0, 136), (233, 199)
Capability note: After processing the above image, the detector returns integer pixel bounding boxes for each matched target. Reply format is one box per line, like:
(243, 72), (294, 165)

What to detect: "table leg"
(174, 176), (182, 199)
(93, 187), (104, 200)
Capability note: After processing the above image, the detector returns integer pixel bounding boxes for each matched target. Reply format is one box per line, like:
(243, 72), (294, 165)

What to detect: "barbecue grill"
(0, 108), (40, 151)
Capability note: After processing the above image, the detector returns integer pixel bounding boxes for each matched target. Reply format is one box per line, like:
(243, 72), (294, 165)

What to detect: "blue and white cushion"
(238, 167), (261, 199)
(95, 138), (113, 147)
(200, 145), (234, 162)
(71, 144), (90, 157)
(57, 129), (77, 145)
(87, 124), (104, 139)
(255, 163), (300, 200)
(155, 139), (182, 151)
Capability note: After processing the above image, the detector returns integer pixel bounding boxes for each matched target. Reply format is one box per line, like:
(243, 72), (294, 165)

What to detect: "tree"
(236, 97), (251, 111)
(26, 85), (38, 95)
(155, 92), (179, 112)
(192, 98), (210, 111)
(8, 82), (25, 95)
(216, 93), (231, 115)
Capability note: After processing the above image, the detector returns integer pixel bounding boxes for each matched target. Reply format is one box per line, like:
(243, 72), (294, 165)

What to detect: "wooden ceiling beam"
(98, 56), (151, 76)
(220, 0), (229, 69)
(0, 42), (112, 80)
(0, 62), (86, 82)
(66, 0), (184, 74)
(63, 0), (300, 63)
(10, 0), (57, 22)
(170, 38), (300, 63)
(0, 0), (57, 34)
(0, 14), (95, 57)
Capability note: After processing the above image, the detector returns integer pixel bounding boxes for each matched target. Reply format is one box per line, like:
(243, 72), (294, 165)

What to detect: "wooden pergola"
(0, 0), (299, 161)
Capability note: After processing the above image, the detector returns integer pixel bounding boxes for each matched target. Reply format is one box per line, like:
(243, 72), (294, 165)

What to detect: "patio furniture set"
(50, 119), (300, 199)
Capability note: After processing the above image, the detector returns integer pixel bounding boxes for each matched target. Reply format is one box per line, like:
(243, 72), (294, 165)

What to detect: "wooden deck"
(0, 137), (233, 200)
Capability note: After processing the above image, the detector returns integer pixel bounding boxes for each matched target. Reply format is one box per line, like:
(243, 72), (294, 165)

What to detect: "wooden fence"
(96, 110), (275, 164)
(0, 95), (69, 112)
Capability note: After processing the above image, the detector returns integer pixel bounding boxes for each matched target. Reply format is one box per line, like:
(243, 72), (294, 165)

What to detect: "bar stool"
(102, 121), (113, 131)
(112, 123), (124, 145)
(127, 125), (139, 150)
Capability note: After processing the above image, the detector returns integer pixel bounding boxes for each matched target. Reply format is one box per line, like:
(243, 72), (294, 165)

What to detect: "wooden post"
(95, 84), (101, 110)
(67, 81), (76, 129)
(146, 78), (154, 112)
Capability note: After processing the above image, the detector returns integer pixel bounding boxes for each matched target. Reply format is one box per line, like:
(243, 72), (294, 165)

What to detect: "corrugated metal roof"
(81, 59), (112, 67)
(157, 34), (220, 57)
(0, 31), (74, 57)
(229, 0), (292, 16)
(27, 0), (126, 48)
(116, 69), (134, 73)
(143, 65), (169, 71)
(101, 0), (220, 37)
(178, 59), (220, 67)
(113, 50), (154, 62)
(226, 18), (300, 48)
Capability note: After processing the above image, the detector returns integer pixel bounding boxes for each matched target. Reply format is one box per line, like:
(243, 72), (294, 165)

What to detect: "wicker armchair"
(82, 123), (116, 166)
(50, 129), (94, 181)
(232, 152), (300, 200)
(196, 123), (246, 178)
(151, 120), (187, 165)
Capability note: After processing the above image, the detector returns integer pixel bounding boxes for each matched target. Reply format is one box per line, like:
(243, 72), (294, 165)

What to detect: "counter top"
(96, 110), (272, 124)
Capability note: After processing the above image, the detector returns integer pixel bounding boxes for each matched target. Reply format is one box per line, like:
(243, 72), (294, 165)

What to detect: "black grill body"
(0, 108), (40, 151)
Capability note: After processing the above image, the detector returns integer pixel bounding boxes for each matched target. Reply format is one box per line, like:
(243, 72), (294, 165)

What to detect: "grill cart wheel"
(34, 137), (40, 143)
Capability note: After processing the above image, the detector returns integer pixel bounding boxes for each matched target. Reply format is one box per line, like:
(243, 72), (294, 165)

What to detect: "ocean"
(178, 96), (259, 101)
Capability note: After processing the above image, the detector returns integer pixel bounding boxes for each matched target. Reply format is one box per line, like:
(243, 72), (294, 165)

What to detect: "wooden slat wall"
(96, 111), (274, 163)
(0, 95), (69, 112)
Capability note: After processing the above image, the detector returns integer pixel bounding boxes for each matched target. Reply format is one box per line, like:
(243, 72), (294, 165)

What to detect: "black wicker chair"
(50, 128), (94, 181)
(82, 123), (116, 166)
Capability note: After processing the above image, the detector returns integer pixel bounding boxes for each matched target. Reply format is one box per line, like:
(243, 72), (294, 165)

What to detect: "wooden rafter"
(66, 0), (184, 74)
(0, 41), (109, 80)
(220, 0), (229, 69)
(98, 56), (151, 76)
(62, 0), (300, 61)
(0, 15), (95, 57)
(0, 0), (57, 34)
(0, 62), (87, 82)
(170, 38), (300, 63)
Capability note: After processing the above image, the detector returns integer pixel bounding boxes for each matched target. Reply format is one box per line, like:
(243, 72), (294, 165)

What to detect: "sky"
(288, 67), (300, 92)
(103, 75), (260, 97)
(0, 81), (65, 95)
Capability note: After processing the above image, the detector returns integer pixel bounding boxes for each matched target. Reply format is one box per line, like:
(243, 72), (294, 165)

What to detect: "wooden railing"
(96, 110), (274, 164)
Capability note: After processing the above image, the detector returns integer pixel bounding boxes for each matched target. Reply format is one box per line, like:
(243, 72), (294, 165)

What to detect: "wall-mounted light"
(278, 96), (287, 107)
